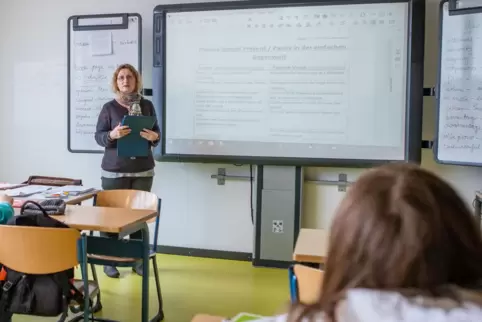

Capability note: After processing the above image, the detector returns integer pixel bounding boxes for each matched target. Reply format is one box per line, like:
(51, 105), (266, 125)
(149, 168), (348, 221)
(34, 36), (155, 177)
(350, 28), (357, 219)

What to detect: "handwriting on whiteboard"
(68, 18), (140, 152)
(72, 40), (138, 136)
(72, 63), (116, 137)
(439, 11), (482, 155)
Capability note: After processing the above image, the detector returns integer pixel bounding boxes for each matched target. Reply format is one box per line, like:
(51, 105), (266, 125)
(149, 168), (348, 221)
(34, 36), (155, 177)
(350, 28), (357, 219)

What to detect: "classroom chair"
(23, 175), (83, 187)
(289, 264), (324, 304)
(190, 265), (324, 322)
(0, 225), (100, 322)
(87, 190), (164, 321)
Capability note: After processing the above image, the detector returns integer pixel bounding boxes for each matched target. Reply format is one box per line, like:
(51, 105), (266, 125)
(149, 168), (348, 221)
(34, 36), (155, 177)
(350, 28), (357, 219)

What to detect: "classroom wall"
(0, 0), (480, 254)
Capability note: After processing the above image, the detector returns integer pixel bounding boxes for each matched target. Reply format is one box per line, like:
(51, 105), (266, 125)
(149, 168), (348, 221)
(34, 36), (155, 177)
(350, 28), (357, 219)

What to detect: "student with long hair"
(256, 163), (482, 321)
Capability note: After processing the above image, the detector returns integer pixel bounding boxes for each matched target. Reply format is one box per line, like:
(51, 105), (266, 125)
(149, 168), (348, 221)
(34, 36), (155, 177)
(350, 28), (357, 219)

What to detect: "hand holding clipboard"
(117, 115), (156, 157)
(110, 123), (131, 140)
(140, 128), (159, 141)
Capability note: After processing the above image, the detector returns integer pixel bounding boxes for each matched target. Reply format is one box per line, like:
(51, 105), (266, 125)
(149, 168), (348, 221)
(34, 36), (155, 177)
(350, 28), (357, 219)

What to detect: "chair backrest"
(94, 189), (162, 247)
(0, 225), (80, 274)
(24, 175), (83, 187)
(289, 264), (324, 304)
(95, 190), (158, 213)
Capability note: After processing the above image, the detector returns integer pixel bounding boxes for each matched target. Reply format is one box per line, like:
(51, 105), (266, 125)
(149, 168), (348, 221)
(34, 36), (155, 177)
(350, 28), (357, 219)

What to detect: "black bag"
(19, 198), (66, 217)
(0, 200), (81, 319)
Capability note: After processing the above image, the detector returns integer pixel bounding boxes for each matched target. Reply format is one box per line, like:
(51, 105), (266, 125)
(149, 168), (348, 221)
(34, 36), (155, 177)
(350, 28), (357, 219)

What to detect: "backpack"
(0, 200), (83, 320)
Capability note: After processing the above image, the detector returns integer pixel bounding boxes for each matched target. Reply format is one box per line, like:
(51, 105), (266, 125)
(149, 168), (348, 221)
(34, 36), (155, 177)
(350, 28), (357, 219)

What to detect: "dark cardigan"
(94, 98), (161, 173)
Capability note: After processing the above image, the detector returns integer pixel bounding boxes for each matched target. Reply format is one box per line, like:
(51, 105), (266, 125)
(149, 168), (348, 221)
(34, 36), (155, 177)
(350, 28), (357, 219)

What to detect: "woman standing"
(94, 63), (160, 278)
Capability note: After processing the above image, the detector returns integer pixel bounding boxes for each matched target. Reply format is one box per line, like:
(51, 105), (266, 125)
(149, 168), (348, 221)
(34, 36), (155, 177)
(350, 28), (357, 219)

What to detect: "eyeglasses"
(117, 75), (134, 81)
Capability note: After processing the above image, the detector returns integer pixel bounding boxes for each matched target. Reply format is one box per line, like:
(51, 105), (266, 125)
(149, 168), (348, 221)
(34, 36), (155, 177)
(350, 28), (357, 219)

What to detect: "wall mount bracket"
(306, 173), (353, 192)
(211, 168), (252, 185)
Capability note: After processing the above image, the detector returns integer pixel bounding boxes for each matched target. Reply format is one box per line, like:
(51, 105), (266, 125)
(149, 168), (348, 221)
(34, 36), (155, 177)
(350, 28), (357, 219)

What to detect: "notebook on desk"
(4, 185), (53, 197)
(118, 115), (156, 157)
(47, 186), (96, 195)
(0, 183), (27, 191)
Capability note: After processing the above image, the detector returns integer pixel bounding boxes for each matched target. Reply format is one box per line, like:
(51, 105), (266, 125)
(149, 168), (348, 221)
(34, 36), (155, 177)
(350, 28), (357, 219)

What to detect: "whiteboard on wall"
(435, 0), (482, 166)
(67, 13), (142, 153)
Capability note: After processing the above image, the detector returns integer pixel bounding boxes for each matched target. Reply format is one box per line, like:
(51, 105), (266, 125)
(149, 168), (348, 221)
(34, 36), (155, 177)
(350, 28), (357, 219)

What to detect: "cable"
(233, 163), (254, 225)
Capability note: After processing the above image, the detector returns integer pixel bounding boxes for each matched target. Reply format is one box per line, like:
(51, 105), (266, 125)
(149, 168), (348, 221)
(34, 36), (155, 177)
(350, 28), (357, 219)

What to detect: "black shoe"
(132, 263), (143, 276)
(104, 266), (120, 278)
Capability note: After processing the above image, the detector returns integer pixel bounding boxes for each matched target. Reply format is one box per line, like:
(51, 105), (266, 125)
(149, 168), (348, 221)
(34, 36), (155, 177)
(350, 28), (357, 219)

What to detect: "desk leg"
(141, 224), (150, 322)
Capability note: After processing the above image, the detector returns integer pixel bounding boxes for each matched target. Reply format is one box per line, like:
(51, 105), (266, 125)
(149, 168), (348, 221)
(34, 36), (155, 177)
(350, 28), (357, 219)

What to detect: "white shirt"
(251, 288), (482, 322)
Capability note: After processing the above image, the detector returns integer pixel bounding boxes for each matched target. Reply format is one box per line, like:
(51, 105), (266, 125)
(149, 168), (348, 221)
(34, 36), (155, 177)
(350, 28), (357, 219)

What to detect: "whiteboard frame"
(448, 0), (482, 16)
(153, 0), (426, 167)
(67, 13), (142, 154)
(433, 0), (482, 166)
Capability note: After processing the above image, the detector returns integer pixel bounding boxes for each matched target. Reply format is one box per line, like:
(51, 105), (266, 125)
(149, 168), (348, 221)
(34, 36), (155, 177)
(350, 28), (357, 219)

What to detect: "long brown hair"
(290, 163), (482, 321)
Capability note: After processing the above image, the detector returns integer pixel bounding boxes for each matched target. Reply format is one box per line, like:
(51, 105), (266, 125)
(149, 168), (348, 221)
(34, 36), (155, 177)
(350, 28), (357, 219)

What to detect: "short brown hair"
(290, 163), (482, 321)
(111, 63), (142, 93)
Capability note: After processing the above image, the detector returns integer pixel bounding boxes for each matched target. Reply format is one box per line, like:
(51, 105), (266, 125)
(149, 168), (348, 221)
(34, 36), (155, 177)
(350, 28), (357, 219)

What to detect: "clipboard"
(117, 115), (156, 157)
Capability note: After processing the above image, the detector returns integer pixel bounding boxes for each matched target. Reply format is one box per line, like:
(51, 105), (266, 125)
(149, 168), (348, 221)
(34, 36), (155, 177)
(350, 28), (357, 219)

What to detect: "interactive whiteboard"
(435, 0), (482, 166)
(67, 13), (142, 153)
(154, 0), (425, 166)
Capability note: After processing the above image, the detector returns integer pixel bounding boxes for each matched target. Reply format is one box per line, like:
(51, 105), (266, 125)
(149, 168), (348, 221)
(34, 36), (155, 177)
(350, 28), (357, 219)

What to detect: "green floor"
(14, 254), (289, 322)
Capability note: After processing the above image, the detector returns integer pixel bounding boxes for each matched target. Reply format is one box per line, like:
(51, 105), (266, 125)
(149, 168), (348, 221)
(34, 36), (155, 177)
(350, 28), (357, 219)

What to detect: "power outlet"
(272, 220), (284, 234)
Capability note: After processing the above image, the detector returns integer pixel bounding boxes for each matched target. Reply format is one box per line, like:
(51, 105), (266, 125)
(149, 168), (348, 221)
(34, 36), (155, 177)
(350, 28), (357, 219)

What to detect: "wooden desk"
(71, 205), (155, 322)
(52, 205), (156, 235)
(64, 205), (156, 322)
(14, 204), (157, 322)
(191, 314), (225, 322)
(293, 228), (328, 264)
(14, 204), (156, 236)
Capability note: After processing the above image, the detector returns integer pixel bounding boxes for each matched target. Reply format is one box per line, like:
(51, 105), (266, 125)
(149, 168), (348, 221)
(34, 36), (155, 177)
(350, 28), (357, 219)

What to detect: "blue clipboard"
(117, 115), (156, 157)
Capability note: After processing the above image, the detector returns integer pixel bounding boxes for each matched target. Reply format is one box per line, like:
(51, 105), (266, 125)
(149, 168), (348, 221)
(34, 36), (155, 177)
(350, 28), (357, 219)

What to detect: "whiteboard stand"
(67, 13), (142, 153)
(252, 166), (303, 269)
(434, 0), (482, 166)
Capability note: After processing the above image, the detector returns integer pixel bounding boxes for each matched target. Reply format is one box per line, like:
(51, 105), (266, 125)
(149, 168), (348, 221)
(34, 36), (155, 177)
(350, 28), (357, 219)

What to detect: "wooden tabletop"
(15, 205), (157, 233)
(293, 228), (328, 264)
